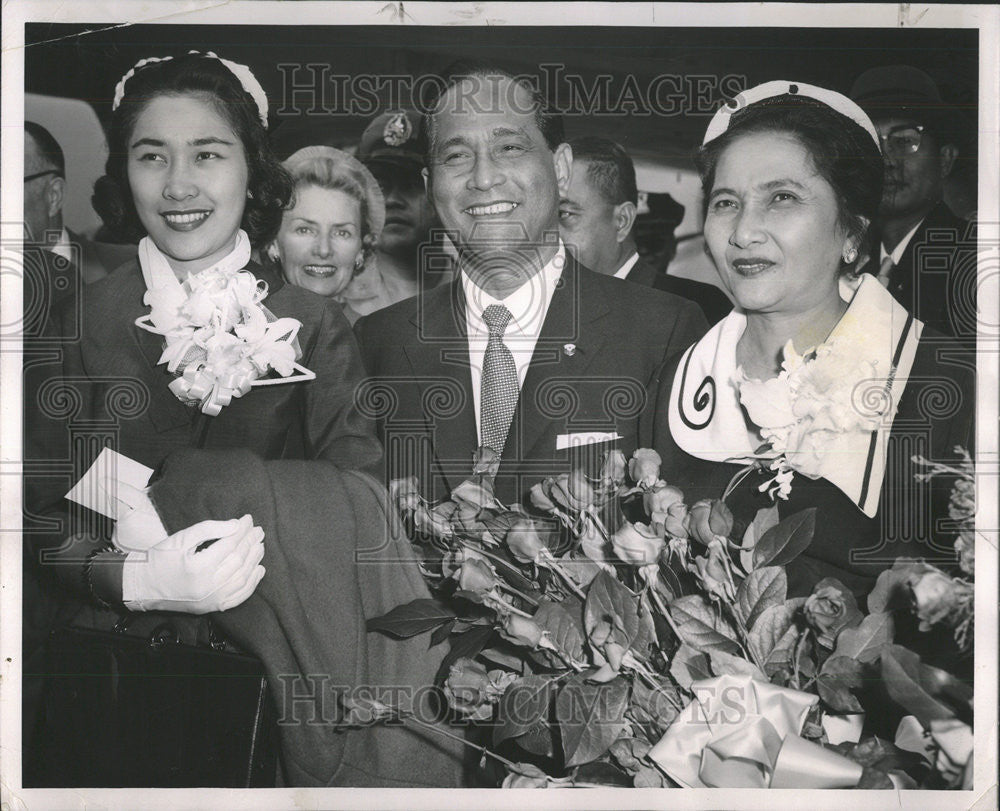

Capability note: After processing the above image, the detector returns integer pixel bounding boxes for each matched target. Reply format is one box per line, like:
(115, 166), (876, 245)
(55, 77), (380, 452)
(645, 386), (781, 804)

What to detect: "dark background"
(24, 23), (979, 168)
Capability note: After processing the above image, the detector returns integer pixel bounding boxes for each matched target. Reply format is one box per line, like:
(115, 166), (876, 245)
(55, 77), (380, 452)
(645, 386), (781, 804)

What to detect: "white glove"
(111, 483), (169, 552)
(122, 515), (265, 614)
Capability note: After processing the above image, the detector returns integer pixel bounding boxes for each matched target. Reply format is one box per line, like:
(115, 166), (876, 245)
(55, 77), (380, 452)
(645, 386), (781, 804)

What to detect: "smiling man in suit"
(355, 63), (707, 504)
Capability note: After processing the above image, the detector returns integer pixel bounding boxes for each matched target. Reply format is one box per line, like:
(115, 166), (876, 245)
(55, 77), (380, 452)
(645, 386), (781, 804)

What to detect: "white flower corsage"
(136, 266), (315, 416)
(734, 337), (887, 500)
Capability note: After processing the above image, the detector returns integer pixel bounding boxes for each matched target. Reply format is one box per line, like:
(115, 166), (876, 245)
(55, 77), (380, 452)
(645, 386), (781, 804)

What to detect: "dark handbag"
(30, 620), (278, 787)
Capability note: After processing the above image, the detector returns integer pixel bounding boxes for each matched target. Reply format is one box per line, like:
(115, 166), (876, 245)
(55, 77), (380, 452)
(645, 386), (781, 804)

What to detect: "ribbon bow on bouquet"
(136, 266), (315, 416)
(648, 673), (863, 789)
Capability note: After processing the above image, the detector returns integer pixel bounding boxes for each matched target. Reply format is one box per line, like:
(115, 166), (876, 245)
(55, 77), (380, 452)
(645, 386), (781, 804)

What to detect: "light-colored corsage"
(136, 266), (315, 416)
(731, 337), (888, 501)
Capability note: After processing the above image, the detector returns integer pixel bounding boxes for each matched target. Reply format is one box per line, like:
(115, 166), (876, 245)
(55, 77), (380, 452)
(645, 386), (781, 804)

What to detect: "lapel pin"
(563, 343), (577, 357)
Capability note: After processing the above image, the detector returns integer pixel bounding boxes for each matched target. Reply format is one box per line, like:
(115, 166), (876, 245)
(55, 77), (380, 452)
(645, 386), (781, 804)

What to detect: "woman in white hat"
(643, 81), (974, 600)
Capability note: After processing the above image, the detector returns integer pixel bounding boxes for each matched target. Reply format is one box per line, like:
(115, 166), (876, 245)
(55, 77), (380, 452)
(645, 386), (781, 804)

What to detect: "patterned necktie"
(480, 304), (518, 455)
(876, 255), (894, 288)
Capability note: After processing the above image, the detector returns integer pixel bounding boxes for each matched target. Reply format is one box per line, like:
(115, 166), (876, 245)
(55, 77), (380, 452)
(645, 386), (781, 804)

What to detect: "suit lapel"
(402, 281), (477, 492)
(505, 257), (611, 464)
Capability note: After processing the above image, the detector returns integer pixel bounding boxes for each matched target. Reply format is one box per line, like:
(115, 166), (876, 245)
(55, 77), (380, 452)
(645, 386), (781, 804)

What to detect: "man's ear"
(613, 201), (637, 244)
(939, 143), (959, 179)
(553, 143), (573, 197)
(46, 176), (65, 219)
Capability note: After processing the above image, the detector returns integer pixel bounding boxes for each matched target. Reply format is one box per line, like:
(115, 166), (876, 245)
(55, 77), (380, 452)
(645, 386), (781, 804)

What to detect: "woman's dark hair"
(695, 94), (884, 273)
(92, 52), (292, 247)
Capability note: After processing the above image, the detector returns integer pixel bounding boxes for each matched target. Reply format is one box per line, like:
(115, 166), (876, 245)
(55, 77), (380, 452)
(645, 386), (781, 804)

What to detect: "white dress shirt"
(49, 227), (73, 262)
(461, 243), (566, 446)
(613, 251), (641, 280)
(879, 219), (923, 265)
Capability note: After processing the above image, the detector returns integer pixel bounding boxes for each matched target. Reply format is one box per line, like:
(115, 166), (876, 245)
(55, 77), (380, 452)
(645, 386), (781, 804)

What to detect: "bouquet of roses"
(365, 446), (975, 790)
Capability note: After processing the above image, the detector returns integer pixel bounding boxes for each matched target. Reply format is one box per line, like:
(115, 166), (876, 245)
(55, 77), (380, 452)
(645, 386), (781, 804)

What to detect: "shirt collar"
(461, 242), (566, 340)
(614, 252), (641, 280)
(48, 227), (73, 262)
(880, 218), (924, 265)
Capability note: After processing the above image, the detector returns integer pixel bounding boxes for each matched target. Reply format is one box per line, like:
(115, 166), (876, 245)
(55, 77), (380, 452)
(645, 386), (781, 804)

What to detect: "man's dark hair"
(24, 121), (65, 176)
(567, 136), (637, 207)
(420, 59), (564, 155)
(696, 94), (883, 272)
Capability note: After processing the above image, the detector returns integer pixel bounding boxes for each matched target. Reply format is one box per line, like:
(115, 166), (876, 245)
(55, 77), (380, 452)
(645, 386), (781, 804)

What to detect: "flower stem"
(401, 713), (520, 772)
(458, 541), (540, 606)
(496, 580), (540, 608)
(722, 462), (758, 502)
(539, 549), (588, 600)
(644, 586), (685, 646)
(723, 601), (768, 674)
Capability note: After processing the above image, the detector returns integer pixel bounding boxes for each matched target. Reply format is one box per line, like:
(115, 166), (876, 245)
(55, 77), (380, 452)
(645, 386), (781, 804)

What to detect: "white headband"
(703, 80), (880, 149)
(112, 51), (269, 129)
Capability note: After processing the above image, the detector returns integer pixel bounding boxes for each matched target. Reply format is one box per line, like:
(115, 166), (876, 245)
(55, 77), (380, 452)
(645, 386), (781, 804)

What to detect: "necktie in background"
(876, 255), (894, 288)
(480, 304), (518, 455)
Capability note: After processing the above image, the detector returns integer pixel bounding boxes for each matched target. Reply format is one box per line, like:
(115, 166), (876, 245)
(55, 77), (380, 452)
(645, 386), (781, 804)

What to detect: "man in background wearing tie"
(355, 63), (707, 504)
(850, 66), (977, 340)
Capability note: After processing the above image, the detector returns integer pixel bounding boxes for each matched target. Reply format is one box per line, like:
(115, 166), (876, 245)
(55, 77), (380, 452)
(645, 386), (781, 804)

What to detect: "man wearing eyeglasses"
(850, 66), (976, 340)
(23, 121), (135, 287)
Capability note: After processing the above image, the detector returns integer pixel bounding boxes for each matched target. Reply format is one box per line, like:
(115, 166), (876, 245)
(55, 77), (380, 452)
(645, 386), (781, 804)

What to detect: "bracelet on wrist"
(83, 545), (126, 610)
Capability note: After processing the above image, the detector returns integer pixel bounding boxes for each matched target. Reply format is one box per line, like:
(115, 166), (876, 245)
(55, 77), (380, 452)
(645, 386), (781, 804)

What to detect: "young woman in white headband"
(27, 51), (382, 621)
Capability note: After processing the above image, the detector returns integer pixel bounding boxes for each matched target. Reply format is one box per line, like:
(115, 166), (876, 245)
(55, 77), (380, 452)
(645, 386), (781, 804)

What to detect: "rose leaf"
(752, 507), (817, 569)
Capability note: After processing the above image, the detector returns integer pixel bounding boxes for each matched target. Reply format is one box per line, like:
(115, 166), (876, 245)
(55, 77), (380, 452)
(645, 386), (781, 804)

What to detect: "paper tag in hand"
(65, 448), (154, 519)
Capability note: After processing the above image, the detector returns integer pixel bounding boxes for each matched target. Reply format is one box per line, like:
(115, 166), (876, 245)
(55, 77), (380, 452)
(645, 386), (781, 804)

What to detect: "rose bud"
(708, 499), (734, 537)
(611, 521), (665, 567)
(499, 613), (545, 649)
(506, 518), (548, 563)
(644, 484), (686, 534)
(908, 569), (969, 631)
(529, 479), (558, 513)
(412, 502), (454, 540)
(689, 542), (735, 602)
(803, 578), (863, 648)
(471, 445), (501, 477)
(628, 448), (662, 488)
(549, 470), (595, 512)
(600, 449), (628, 488)
(686, 499), (732, 546)
(457, 557), (499, 595)
(389, 476), (422, 512)
(579, 518), (610, 565)
(443, 657), (494, 720)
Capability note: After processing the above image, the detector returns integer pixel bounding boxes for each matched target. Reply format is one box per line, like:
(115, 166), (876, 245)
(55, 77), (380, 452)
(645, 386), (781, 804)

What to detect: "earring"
(354, 254), (364, 271)
(265, 243), (279, 262)
(843, 247), (857, 264)
(247, 189), (254, 200)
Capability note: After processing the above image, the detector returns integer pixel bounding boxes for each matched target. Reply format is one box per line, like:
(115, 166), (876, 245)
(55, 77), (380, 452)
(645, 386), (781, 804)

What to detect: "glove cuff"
(121, 552), (147, 611)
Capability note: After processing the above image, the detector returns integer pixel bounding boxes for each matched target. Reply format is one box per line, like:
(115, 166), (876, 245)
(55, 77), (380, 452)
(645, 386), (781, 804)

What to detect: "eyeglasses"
(24, 169), (63, 183)
(879, 125), (925, 158)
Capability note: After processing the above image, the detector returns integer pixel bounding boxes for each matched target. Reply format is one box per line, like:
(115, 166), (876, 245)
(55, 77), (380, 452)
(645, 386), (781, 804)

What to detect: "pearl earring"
(843, 247), (857, 264)
(266, 243), (279, 262)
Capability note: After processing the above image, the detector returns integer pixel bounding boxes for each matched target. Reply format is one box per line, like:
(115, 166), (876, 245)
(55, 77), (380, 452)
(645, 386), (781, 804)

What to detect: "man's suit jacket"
(354, 254), (708, 504)
(625, 255), (733, 325)
(864, 202), (976, 340)
(66, 229), (137, 285)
